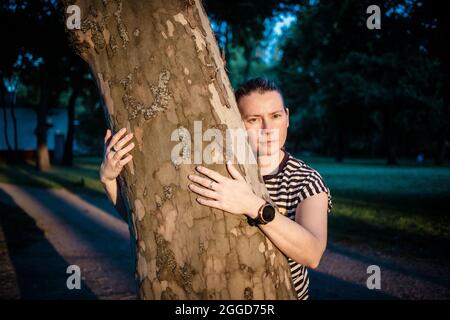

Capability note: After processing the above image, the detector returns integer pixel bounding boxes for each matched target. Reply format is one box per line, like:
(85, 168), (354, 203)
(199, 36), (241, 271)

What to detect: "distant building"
(0, 106), (69, 163)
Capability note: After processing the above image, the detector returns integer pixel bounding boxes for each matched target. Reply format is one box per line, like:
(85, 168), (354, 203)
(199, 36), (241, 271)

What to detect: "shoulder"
(285, 153), (333, 213)
(284, 153), (326, 184)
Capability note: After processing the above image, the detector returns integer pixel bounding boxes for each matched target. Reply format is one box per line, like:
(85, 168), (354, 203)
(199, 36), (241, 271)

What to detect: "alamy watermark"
(170, 121), (281, 168)
(367, 5), (381, 30)
(66, 5), (81, 30)
(66, 265), (81, 290)
(366, 265), (381, 290)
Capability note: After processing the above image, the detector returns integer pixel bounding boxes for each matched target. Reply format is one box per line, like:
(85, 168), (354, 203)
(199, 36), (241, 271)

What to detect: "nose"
(262, 117), (274, 130)
(261, 118), (278, 139)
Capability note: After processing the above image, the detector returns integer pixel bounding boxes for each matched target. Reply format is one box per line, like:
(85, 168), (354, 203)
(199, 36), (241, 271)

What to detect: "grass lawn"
(301, 156), (450, 262)
(0, 157), (105, 198)
(1, 155), (449, 262)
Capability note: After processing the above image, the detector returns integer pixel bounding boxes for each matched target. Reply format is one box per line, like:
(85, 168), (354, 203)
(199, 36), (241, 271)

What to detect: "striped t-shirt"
(262, 150), (333, 300)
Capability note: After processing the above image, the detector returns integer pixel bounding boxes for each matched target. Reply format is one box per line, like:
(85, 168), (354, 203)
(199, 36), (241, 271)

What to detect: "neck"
(258, 149), (285, 176)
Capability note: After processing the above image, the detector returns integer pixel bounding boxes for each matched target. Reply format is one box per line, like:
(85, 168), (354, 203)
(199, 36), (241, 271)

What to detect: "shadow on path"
(309, 269), (395, 300)
(0, 183), (137, 300)
(0, 189), (97, 299)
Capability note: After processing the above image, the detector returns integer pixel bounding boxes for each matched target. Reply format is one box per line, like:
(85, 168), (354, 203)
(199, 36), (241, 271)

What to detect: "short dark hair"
(234, 77), (284, 105)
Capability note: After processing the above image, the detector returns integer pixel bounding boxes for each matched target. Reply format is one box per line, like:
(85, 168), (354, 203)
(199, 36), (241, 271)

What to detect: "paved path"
(0, 182), (137, 299)
(0, 182), (448, 300)
(310, 242), (450, 299)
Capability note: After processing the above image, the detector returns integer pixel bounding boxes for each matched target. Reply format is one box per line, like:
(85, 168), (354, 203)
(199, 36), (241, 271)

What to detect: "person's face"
(237, 90), (289, 156)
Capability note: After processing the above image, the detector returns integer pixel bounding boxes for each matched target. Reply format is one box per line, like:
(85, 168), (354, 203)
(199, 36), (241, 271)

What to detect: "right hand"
(100, 127), (135, 184)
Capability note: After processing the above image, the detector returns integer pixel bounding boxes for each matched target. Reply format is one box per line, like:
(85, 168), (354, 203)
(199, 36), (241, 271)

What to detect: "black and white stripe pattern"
(263, 151), (332, 300)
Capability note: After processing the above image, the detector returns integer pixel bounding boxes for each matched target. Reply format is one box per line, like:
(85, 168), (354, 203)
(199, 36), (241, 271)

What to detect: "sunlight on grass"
(1, 155), (449, 257)
(0, 157), (105, 197)
(332, 196), (449, 239)
(299, 156), (450, 258)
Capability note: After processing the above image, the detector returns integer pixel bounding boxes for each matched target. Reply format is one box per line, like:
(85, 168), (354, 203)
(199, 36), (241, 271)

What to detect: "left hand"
(187, 161), (263, 217)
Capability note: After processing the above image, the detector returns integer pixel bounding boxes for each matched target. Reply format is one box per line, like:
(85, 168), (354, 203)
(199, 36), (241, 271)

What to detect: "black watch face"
(262, 205), (276, 222)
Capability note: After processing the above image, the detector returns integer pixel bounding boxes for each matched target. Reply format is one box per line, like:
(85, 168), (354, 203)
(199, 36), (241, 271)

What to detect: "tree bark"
(35, 69), (51, 171)
(334, 124), (344, 163)
(1, 91), (12, 152)
(243, 43), (253, 80)
(64, 0), (296, 300)
(62, 88), (80, 166)
(8, 94), (19, 151)
(382, 104), (397, 166)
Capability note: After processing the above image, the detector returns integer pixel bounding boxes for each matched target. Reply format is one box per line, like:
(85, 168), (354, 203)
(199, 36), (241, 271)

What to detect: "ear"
(285, 107), (290, 128)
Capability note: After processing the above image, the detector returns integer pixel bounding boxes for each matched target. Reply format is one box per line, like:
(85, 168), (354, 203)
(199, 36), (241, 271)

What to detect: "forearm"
(247, 197), (325, 268)
(101, 178), (128, 222)
(258, 212), (325, 268)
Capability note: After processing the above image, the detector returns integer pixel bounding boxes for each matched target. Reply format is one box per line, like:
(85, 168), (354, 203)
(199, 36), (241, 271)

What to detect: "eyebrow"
(244, 110), (283, 118)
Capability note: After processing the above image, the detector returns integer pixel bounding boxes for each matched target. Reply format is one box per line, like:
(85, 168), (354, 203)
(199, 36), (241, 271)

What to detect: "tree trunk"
(64, 0), (295, 300)
(9, 96), (19, 151)
(334, 125), (344, 163)
(382, 104), (397, 166)
(1, 89), (13, 152)
(243, 43), (253, 80)
(62, 88), (79, 166)
(35, 70), (51, 171)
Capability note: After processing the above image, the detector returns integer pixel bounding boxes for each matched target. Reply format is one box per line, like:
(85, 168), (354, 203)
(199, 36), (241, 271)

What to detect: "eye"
(247, 118), (258, 123)
(273, 113), (281, 118)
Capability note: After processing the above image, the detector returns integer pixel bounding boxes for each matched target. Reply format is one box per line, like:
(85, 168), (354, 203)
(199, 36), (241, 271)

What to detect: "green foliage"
(2, 0), (447, 164)
(277, 0), (448, 162)
(205, 0), (296, 84)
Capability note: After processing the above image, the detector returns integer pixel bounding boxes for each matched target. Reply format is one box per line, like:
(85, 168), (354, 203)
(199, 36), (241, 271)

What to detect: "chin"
(256, 146), (279, 157)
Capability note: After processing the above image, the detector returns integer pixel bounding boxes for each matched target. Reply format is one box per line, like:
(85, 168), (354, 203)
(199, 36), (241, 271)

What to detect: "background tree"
(1, 1), (96, 169)
(2, 1), (63, 170)
(204, 0), (297, 85)
(277, 0), (447, 164)
(61, 60), (98, 166)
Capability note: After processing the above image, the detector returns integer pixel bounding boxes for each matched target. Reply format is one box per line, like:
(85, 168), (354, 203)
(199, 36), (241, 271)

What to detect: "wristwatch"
(248, 202), (277, 226)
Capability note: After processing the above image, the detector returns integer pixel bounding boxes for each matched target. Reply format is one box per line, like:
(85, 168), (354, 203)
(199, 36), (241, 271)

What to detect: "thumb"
(226, 160), (245, 181)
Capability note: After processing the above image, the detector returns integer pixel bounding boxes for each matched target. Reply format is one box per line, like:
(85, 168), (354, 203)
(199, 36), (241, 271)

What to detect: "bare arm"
(187, 162), (329, 269)
(101, 177), (128, 222)
(253, 192), (328, 268)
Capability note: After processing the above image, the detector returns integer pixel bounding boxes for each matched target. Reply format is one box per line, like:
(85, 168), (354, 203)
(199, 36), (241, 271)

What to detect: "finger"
(196, 166), (224, 183)
(107, 127), (127, 152)
(188, 174), (219, 190)
(104, 129), (112, 144)
(107, 150), (115, 161)
(117, 154), (133, 167)
(114, 133), (134, 151)
(226, 160), (245, 181)
(114, 142), (135, 160)
(188, 183), (219, 200)
(196, 197), (222, 210)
